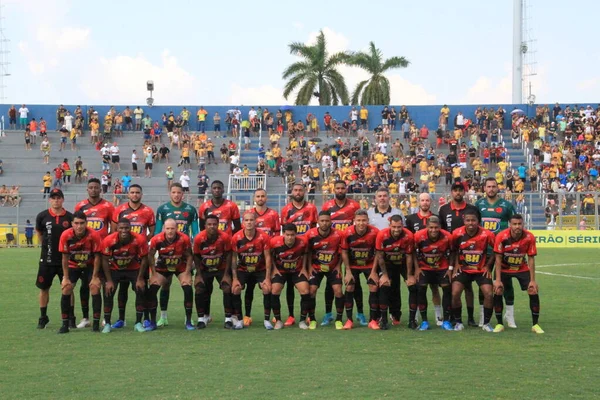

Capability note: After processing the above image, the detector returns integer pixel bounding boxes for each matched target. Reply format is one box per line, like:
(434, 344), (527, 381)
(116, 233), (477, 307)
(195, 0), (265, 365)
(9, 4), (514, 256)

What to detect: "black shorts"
(145, 163), (152, 170)
(125, 117), (132, 124)
(111, 156), (120, 163)
(350, 269), (377, 286)
(110, 269), (141, 286)
(309, 269), (342, 287)
(157, 269), (185, 278)
(182, 187), (189, 192)
(418, 269), (450, 286)
(237, 269), (267, 288)
(68, 268), (93, 285)
(501, 271), (530, 291)
(132, 163), (138, 171)
(272, 271), (308, 285)
(103, 155), (110, 162)
(454, 271), (492, 287)
(35, 262), (63, 289)
(202, 269), (229, 289)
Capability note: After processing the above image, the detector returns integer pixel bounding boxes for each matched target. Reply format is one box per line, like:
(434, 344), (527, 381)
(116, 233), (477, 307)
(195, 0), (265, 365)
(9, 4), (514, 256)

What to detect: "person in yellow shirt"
(359, 106), (369, 129)
(514, 177), (524, 193)
(452, 164), (462, 180)
(497, 159), (508, 173)
(42, 172), (52, 198)
(428, 180), (436, 196)
(359, 197), (370, 210)
(388, 181), (398, 194)
(374, 152), (385, 166)
(196, 107), (208, 131)
(418, 159), (428, 173)
(495, 170), (504, 185)
(199, 131), (208, 143)
(392, 158), (402, 174)
(90, 120), (99, 144)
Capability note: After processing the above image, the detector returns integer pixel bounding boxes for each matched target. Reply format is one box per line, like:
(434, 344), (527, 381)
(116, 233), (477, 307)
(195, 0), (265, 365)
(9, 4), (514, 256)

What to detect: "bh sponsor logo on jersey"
(87, 219), (105, 231)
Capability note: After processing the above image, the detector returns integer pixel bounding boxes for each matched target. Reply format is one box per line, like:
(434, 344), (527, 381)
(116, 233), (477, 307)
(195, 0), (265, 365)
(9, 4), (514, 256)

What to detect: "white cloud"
(461, 74), (512, 104)
(388, 75), (437, 105)
(79, 50), (198, 105)
(36, 25), (91, 52)
(292, 22), (303, 30)
(229, 83), (287, 106)
(306, 27), (349, 54)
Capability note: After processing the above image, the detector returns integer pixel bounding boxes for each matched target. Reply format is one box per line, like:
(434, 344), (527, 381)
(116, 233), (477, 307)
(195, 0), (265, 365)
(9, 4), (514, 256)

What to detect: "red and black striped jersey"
(192, 230), (232, 272)
(280, 202), (318, 235)
(375, 228), (414, 266)
(270, 236), (307, 273)
(322, 198), (361, 232)
(232, 229), (271, 272)
(251, 207), (281, 237)
(112, 203), (156, 239)
(101, 232), (149, 271)
(59, 227), (101, 269)
(75, 198), (115, 239)
(198, 199), (241, 235)
(305, 227), (344, 272)
(149, 231), (191, 273)
(414, 229), (453, 271)
(341, 225), (379, 270)
(494, 229), (537, 273)
(452, 227), (495, 273)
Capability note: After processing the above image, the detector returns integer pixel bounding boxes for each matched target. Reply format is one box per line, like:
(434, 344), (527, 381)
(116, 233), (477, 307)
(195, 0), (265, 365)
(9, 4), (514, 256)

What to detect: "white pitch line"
(537, 263), (598, 269)
(537, 271), (600, 281)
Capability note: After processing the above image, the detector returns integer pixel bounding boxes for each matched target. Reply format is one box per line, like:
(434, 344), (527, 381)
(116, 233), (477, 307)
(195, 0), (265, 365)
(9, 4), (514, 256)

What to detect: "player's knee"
(368, 284), (378, 293)
(220, 282), (231, 294)
(195, 282), (206, 294)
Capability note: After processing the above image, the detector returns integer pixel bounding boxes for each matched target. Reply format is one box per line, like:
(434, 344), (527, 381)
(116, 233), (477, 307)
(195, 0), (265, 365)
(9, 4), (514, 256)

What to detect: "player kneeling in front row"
(100, 218), (149, 333)
(231, 212), (272, 330)
(268, 224), (311, 330)
(451, 210), (496, 332)
(192, 215), (233, 329)
(58, 211), (104, 333)
(147, 219), (194, 331)
(412, 216), (454, 331)
(372, 214), (415, 330)
(306, 211), (345, 329)
(492, 214), (543, 334)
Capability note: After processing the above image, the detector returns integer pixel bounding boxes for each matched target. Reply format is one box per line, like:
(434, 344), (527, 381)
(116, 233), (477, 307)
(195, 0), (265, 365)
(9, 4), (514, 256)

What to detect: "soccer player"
(305, 211), (345, 330)
(73, 178), (115, 329)
(35, 188), (73, 329)
(340, 210), (379, 330)
(100, 218), (149, 333)
(146, 219), (194, 331)
(231, 212), (272, 330)
(153, 183), (199, 327)
(322, 180), (363, 326)
(372, 215), (414, 330)
(280, 183), (318, 326)
(268, 224), (311, 330)
(450, 210), (496, 332)
(492, 214), (543, 334)
(405, 192), (444, 326)
(439, 182), (481, 326)
(111, 184), (155, 328)
(192, 215), (233, 329)
(243, 188), (281, 327)
(57, 211), (102, 333)
(412, 216), (454, 331)
(475, 177), (518, 328)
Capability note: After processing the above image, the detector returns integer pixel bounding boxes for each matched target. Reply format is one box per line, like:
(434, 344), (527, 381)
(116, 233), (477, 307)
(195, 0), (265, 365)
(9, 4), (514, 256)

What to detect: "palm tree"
(347, 42), (410, 105)
(282, 30), (350, 106)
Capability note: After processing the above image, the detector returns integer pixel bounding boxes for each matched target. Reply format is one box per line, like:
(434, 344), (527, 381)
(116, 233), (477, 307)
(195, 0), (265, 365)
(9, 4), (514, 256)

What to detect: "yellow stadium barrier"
(0, 224), (39, 247)
(530, 230), (600, 248)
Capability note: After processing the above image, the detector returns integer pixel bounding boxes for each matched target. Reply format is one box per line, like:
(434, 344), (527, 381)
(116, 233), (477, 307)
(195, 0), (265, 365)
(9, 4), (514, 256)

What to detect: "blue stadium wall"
(1, 103), (554, 131)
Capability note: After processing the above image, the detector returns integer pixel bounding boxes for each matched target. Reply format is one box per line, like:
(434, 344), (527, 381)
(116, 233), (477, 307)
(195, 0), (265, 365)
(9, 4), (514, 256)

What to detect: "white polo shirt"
(367, 206), (404, 230)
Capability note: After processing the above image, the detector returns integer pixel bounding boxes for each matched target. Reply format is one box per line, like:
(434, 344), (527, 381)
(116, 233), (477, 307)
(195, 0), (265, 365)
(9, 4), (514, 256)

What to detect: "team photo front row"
(34, 180), (543, 335)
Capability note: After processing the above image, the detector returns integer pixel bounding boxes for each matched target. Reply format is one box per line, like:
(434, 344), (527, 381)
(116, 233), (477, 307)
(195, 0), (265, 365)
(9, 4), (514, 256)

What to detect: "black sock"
(135, 289), (145, 324)
(529, 294), (540, 325)
(452, 306), (463, 324)
(324, 284), (334, 314)
(483, 307), (493, 325)
(263, 293), (272, 321)
(335, 296), (344, 321)
(344, 290), (354, 320)
(159, 288), (170, 312)
(80, 284), (90, 319)
(467, 306), (475, 320)
(354, 279), (364, 314)
(69, 305), (75, 320)
(104, 292), (115, 325)
(147, 284), (160, 323)
(205, 281), (214, 316)
(61, 294), (70, 327)
(271, 294), (281, 321)
(117, 282), (129, 321)
(244, 280), (256, 317)
(40, 306), (48, 318)
(408, 285), (417, 322)
(442, 287), (452, 322)
(478, 289), (484, 306)
(368, 291), (379, 321)
(308, 297), (316, 321)
(286, 283), (295, 317)
(92, 294), (102, 325)
(378, 285), (390, 323)
(195, 282), (206, 318)
(222, 293), (232, 318)
(232, 294), (242, 319)
(493, 294), (504, 324)
(299, 294), (310, 321)
(417, 285), (428, 321)
(182, 285), (193, 324)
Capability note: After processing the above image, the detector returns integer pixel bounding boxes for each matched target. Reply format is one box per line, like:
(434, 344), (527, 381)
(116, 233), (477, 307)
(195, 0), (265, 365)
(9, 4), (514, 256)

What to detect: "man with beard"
(322, 180), (363, 326)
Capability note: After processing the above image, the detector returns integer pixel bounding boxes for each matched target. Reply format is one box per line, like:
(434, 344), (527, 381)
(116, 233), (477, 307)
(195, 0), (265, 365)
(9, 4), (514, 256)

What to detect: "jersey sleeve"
(154, 206), (164, 234)
(493, 232), (504, 254)
(91, 232), (102, 253)
(35, 212), (44, 234)
(232, 202), (241, 221)
(527, 232), (537, 256)
(58, 230), (70, 253)
(137, 235), (149, 257)
(190, 207), (199, 239)
(405, 231), (414, 253)
(262, 233), (271, 251)
(223, 233), (232, 252)
(340, 229), (350, 250)
(487, 230), (496, 248)
(273, 211), (281, 236)
(111, 207), (120, 224)
(375, 230), (385, 251)
(101, 236), (112, 256)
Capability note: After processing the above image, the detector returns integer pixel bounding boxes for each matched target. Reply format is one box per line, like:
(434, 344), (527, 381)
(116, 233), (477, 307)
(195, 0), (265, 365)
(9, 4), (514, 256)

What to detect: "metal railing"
(227, 173), (266, 192)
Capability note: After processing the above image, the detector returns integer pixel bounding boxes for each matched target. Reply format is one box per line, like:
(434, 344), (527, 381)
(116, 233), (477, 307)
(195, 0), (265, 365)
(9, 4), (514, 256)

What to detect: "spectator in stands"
(42, 171), (52, 198)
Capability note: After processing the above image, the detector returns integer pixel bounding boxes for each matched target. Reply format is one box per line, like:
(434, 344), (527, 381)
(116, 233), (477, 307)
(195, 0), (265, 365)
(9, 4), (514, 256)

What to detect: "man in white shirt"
(248, 107), (257, 121)
(398, 178), (407, 194)
(131, 149), (139, 177)
(378, 141), (388, 154)
(456, 112), (465, 130)
(349, 107), (358, 124)
(134, 107), (144, 130)
(100, 172), (109, 193)
(179, 171), (190, 196)
(229, 153), (239, 173)
(110, 142), (121, 171)
(64, 112), (74, 132)
(18, 104), (29, 129)
(367, 187), (403, 229)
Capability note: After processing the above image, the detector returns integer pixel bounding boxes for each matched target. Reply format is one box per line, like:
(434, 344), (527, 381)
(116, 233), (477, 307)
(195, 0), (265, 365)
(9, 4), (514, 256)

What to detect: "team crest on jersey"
(468, 244), (475, 250)
(183, 212), (189, 218)
(130, 216), (138, 221)
(431, 248), (437, 253)
(295, 216), (303, 222)
(90, 211), (97, 217)
(286, 254), (293, 259)
(394, 247), (399, 251)
(248, 247), (254, 252)
(62, 221), (70, 227)
(512, 247), (518, 253)
(209, 249), (216, 255)
(495, 208), (503, 213)
(257, 221), (264, 226)
(167, 250), (174, 256)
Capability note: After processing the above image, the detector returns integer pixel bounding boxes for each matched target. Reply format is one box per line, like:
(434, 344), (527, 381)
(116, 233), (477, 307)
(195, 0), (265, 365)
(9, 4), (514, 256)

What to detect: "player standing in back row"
(475, 177), (517, 328)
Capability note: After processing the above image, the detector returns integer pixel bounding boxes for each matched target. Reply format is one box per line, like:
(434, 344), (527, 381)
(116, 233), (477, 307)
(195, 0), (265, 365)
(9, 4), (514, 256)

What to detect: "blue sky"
(3, 0), (599, 106)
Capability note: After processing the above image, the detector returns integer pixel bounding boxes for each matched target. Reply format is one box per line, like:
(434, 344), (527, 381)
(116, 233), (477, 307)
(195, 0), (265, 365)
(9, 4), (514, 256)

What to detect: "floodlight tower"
(0, 0), (11, 103)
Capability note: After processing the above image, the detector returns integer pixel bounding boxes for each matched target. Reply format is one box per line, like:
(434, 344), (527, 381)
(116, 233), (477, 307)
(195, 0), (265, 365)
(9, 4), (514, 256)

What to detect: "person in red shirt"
(193, 215), (233, 329)
(413, 216), (454, 331)
(57, 211), (103, 333)
(451, 210), (496, 332)
(322, 180), (364, 326)
(230, 212), (272, 330)
(373, 215), (414, 330)
(493, 214), (543, 334)
(100, 218), (149, 333)
(340, 210), (379, 330)
(71, 177), (115, 329)
(268, 224), (310, 330)
(198, 180), (241, 235)
(279, 183), (318, 326)
(242, 188), (281, 327)
(147, 219), (194, 331)
(306, 211), (345, 329)
(111, 184), (155, 327)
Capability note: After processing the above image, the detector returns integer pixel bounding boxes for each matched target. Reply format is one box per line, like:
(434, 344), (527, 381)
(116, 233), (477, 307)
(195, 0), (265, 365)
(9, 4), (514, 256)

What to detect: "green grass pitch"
(1, 248), (598, 399)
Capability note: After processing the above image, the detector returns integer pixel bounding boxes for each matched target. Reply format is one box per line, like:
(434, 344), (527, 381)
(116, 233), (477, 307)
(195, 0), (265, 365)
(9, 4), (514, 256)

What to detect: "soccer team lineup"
(36, 177), (543, 335)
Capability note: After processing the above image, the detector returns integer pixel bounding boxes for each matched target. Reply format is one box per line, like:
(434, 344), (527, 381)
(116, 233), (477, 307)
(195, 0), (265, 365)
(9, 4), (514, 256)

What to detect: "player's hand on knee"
(527, 280), (538, 295)
(493, 280), (504, 295)
(368, 271), (379, 286)
(344, 272), (354, 286)
(61, 277), (73, 293)
(104, 280), (115, 296)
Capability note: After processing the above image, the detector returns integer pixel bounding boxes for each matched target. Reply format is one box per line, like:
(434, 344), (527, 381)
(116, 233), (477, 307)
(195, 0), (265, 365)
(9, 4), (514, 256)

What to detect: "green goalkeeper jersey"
(155, 201), (199, 239)
(474, 197), (516, 234)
